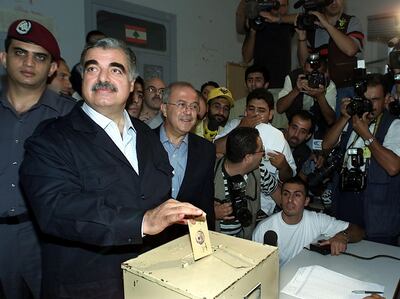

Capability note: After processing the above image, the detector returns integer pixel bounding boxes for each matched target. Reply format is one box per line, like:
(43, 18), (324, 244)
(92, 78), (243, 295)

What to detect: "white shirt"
(252, 210), (349, 267)
(81, 103), (139, 174)
(215, 119), (297, 215)
(278, 75), (337, 112)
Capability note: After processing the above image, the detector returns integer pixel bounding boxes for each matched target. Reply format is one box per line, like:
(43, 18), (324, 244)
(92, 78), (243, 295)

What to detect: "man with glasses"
(214, 127), (277, 240)
(139, 77), (166, 128)
(215, 88), (296, 216)
(194, 86), (234, 142)
(155, 82), (216, 241)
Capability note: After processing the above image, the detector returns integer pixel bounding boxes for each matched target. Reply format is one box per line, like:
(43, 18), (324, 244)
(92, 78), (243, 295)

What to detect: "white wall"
(345, 0), (400, 73)
(1, 0), (399, 87)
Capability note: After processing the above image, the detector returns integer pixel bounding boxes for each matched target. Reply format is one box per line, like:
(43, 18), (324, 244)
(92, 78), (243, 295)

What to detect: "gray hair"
(162, 81), (197, 104)
(80, 37), (137, 81)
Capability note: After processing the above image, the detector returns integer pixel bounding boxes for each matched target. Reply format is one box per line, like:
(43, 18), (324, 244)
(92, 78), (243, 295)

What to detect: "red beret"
(7, 19), (61, 61)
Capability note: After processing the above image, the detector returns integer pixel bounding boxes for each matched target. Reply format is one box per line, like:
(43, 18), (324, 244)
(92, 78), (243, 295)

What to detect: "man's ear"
(48, 61), (58, 77)
(384, 93), (391, 106)
(264, 82), (270, 89)
(129, 79), (135, 93)
(0, 52), (7, 69)
(161, 103), (167, 118)
(304, 196), (310, 207)
(268, 109), (274, 121)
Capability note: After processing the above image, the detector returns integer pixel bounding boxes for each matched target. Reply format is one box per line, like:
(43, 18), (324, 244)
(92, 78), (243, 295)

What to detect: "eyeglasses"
(253, 146), (265, 155)
(146, 86), (166, 95)
(167, 101), (200, 112)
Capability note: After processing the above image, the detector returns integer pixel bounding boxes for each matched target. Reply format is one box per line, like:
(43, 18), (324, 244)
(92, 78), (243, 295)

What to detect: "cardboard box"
(122, 231), (278, 299)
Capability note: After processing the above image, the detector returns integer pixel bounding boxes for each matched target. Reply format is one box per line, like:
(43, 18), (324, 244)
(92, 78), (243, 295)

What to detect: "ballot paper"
(281, 265), (384, 299)
(188, 215), (212, 261)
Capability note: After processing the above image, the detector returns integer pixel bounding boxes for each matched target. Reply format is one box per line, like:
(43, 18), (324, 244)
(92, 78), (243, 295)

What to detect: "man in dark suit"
(155, 82), (216, 241)
(19, 38), (206, 299)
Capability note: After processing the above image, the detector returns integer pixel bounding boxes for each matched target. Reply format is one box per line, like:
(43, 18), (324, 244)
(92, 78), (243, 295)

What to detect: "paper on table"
(281, 265), (384, 299)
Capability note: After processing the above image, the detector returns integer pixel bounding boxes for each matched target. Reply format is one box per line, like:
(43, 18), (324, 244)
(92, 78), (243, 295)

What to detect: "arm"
(352, 115), (400, 176)
(277, 74), (304, 114)
(322, 98), (351, 151)
(311, 12), (360, 57)
(242, 29), (256, 63)
(304, 84), (336, 125)
(320, 223), (365, 255)
(296, 27), (309, 68)
(236, 0), (248, 34)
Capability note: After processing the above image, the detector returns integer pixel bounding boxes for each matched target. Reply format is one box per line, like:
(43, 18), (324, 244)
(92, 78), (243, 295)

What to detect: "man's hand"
(239, 114), (265, 128)
(214, 201), (234, 220)
(309, 11), (330, 28)
(351, 112), (372, 139)
(319, 232), (348, 255)
(259, 11), (280, 23)
(303, 83), (326, 99)
(339, 97), (352, 120)
(296, 74), (308, 92)
(268, 151), (289, 171)
(143, 199), (205, 235)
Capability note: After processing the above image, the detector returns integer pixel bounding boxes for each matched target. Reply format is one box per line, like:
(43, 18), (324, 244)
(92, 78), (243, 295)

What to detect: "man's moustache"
(91, 81), (118, 92)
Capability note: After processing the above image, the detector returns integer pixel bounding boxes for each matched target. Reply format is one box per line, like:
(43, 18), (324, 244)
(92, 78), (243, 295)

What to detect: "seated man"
(215, 88), (296, 216)
(214, 127), (279, 240)
(253, 176), (365, 267)
(194, 87), (234, 142)
(277, 53), (336, 142)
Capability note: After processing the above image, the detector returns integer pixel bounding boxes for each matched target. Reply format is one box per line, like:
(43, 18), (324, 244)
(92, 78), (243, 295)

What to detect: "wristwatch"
(364, 137), (375, 146)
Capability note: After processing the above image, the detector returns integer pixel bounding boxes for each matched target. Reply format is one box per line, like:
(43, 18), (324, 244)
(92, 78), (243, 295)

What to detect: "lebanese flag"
(125, 25), (147, 44)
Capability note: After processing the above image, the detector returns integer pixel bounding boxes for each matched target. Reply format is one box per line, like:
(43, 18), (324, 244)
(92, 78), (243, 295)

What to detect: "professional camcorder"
(294, 0), (333, 31)
(245, 0), (281, 30)
(346, 67), (373, 117)
(340, 148), (367, 192)
(306, 53), (326, 88)
(226, 175), (253, 227)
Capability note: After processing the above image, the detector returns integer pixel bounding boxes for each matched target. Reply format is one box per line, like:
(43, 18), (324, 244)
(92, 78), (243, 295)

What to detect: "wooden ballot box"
(122, 231), (278, 299)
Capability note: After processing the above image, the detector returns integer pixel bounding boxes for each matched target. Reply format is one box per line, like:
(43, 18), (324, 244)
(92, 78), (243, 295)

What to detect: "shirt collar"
(160, 124), (188, 145)
(81, 102), (136, 133)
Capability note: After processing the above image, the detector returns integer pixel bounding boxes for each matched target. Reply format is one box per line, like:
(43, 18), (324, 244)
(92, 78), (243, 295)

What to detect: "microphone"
(263, 230), (278, 246)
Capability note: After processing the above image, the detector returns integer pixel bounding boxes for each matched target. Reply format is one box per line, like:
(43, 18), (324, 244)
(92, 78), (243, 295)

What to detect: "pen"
(352, 290), (384, 294)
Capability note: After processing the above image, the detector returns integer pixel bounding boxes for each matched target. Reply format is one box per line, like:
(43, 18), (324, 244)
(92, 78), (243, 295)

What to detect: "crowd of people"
(0, 0), (398, 297)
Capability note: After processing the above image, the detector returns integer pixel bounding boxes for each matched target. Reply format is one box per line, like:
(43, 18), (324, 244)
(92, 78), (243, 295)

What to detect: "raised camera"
(246, 0), (281, 30)
(295, 0), (333, 31)
(306, 53), (326, 88)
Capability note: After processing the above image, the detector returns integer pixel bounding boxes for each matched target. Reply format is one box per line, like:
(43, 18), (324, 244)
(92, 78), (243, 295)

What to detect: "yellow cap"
(207, 87), (234, 107)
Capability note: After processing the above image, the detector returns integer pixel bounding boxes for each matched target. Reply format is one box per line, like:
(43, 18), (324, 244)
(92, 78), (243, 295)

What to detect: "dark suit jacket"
(20, 106), (172, 299)
(155, 126), (216, 241)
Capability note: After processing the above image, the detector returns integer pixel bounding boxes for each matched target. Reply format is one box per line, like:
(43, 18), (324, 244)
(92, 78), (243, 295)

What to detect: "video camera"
(226, 174), (253, 227)
(294, 0), (333, 31)
(245, 0), (281, 30)
(346, 66), (373, 117)
(340, 148), (367, 192)
(306, 53), (326, 88)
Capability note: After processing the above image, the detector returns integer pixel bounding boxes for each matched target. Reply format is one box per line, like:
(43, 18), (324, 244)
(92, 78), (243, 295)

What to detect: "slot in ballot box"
(122, 231), (278, 299)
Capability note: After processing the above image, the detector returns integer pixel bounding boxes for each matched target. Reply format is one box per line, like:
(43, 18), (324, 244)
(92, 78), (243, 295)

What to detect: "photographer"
(296, 0), (364, 112)
(277, 53), (336, 140)
(214, 127), (279, 240)
(237, 0), (296, 88)
(322, 73), (400, 245)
